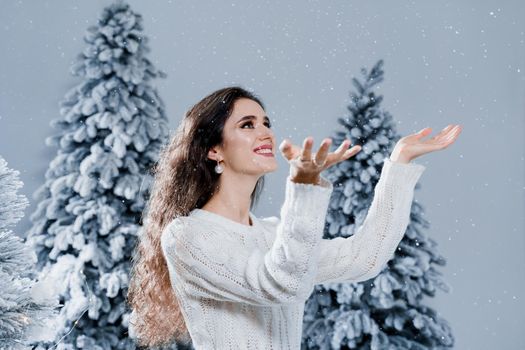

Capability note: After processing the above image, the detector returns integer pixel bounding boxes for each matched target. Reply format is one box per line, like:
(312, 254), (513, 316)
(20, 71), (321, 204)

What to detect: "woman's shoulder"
(160, 216), (187, 249)
(162, 213), (281, 250)
(163, 215), (189, 235)
(161, 215), (212, 244)
(257, 215), (280, 227)
(163, 214), (239, 248)
(163, 214), (211, 238)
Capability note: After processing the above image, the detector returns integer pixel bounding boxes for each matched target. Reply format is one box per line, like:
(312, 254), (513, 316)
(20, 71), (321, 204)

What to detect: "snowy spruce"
(301, 60), (455, 349)
(0, 156), (58, 350)
(24, 2), (169, 349)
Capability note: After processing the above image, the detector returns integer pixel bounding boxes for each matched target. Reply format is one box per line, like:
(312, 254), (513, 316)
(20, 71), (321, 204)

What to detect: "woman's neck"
(201, 202), (253, 226)
(202, 175), (256, 226)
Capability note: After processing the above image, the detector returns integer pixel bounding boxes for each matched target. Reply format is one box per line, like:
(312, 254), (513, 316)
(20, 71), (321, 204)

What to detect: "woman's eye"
(241, 121), (272, 129)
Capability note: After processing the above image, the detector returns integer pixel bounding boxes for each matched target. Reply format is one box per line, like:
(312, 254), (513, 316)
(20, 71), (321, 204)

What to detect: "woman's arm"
(313, 158), (426, 284)
(161, 175), (334, 307)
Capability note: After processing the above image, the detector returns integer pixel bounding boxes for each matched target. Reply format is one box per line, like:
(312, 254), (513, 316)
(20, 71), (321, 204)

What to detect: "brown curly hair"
(127, 86), (267, 348)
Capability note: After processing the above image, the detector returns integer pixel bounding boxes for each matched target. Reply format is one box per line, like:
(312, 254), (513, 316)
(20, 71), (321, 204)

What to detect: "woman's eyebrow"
(236, 115), (270, 123)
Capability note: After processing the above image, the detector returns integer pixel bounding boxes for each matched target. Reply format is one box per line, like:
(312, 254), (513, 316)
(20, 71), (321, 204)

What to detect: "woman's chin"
(260, 164), (278, 174)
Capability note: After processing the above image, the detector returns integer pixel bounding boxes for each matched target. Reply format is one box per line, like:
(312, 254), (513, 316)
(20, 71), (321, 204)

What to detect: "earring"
(214, 159), (224, 174)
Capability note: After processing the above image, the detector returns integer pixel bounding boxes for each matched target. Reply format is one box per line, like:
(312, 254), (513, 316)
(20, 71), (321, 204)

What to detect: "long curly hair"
(127, 86), (267, 348)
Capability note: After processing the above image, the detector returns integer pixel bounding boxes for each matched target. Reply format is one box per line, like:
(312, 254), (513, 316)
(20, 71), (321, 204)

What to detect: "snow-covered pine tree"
(301, 60), (455, 349)
(0, 156), (57, 350)
(25, 1), (169, 349)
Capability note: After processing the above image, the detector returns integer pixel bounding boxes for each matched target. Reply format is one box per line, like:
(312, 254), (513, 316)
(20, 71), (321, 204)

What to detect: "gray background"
(1, 1), (523, 348)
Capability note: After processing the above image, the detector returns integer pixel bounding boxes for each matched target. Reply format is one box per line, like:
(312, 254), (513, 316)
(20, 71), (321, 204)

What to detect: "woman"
(127, 86), (462, 349)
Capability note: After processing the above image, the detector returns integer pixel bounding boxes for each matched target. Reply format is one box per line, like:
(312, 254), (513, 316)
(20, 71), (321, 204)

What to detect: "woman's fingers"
(343, 145), (362, 159)
(390, 123), (462, 162)
(425, 125), (461, 145)
(335, 139), (352, 159)
(281, 136), (361, 169)
(331, 139), (348, 157)
(428, 125), (452, 142)
(442, 125), (462, 143)
(279, 139), (295, 161)
(314, 138), (332, 166)
(301, 137), (314, 161)
(328, 139), (361, 164)
(322, 139), (348, 167)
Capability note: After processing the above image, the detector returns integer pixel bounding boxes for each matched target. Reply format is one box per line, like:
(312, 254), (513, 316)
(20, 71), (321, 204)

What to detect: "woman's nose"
(256, 124), (273, 138)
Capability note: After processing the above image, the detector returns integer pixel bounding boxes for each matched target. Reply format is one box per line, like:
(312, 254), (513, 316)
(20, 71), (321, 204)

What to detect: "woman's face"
(210, 97), (278, 177)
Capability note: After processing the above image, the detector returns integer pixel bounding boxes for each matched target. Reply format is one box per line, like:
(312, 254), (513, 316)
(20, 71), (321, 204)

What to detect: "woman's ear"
(207, 147), (221, 161)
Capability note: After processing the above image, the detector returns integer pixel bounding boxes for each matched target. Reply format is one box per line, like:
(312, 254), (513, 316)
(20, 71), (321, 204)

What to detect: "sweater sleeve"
(160, 175), (334, 306)
(313, 157), (426, 285)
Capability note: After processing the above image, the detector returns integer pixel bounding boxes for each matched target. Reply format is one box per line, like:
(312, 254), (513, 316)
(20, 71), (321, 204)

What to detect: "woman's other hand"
(279, 137), (361, 184)
(390, 124), (463, 163)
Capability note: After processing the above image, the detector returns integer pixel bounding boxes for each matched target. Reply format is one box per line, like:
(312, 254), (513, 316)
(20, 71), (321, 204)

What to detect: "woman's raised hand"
(279, 137), (362, 184)
(390, 124), (463, 163)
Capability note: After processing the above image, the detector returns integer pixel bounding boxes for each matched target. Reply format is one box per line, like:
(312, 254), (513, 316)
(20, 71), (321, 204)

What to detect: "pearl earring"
(214, 159), (224, 174)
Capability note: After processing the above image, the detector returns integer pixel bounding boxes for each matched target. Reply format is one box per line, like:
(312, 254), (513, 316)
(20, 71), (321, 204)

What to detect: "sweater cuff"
(283, 174), (333, 220)
(383, 157), (426, 188)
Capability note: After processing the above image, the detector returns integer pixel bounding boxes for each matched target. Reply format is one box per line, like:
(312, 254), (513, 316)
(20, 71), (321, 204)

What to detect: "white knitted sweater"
(160, 158), (426, 349)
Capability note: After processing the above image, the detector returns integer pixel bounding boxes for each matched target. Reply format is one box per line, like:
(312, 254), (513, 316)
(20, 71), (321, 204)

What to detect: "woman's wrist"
(389, 150), (412, 164)
(290, 174), (321, 185)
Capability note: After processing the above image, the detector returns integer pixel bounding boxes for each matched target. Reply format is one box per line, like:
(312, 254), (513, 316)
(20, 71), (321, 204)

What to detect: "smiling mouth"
(254, 149), (274, 156)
